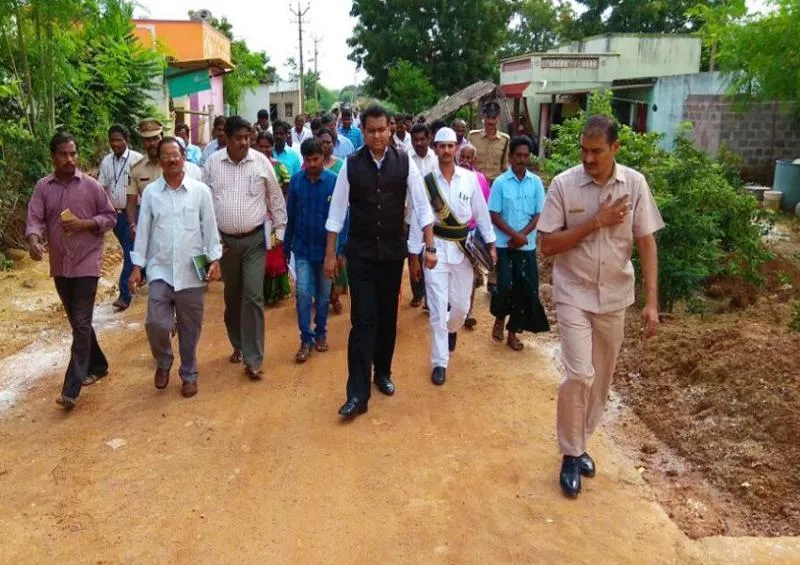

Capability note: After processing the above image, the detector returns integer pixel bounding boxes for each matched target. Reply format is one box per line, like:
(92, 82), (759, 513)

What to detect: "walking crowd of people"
(25, 99), (663, 498)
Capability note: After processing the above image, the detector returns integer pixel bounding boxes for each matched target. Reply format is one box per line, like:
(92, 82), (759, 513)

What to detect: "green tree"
(686, 0), (746, 72)
(714, 0), (800, 106)
(188, 10), (276, 112)
(348, 0), (514, 98)
(500, 0), (573, 58)
(386, 60), (438, 115)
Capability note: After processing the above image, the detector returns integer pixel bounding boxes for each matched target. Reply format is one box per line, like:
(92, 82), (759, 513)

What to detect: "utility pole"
(311, 35), (322, 105)
(289, 1), (311, 112)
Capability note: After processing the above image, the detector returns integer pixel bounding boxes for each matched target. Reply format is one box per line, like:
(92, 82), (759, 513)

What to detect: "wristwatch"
(425, 246), (437, 254)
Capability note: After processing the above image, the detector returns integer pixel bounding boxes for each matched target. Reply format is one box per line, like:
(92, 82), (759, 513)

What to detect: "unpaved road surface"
(0, 275), (798, 564)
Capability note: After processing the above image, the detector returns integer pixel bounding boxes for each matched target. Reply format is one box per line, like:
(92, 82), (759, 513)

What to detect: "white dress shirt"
(98, 148), (143, 209)
(184, 161), (203, 181)
(131, 174), (223, 291)
(410, 147), (439, 176)
(408, 165), (496, 264)
(393, 132), (413, 153)
(203, 148), (287, 239)
(291, 126), (314, 147)
(325, 148), (435, 234)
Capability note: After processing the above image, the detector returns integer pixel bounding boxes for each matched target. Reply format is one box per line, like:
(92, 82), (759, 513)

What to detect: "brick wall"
(682, 95), (800, 184)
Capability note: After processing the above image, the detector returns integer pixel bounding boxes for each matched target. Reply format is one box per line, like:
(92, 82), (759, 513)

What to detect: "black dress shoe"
(579, 452), (596, 478)
(431, 366), (446, 386)
(448, 332), (457, 352)
(374, 375), (395, 396)
(560, 456), (582, 498)
(338, 397), (368, 418)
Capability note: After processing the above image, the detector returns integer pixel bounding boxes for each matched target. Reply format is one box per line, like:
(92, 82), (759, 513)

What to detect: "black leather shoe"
(448, 332), (457, 352)
(560, 456), (582, 498)
(431, 367), (446, 386)
(338, 397), (368, 418)
(578, 452), (596, 478)
(374, 375), (395, 396)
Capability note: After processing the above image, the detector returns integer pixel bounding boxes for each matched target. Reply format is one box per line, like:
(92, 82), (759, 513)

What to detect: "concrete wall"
(270, 90), (301, 123)
(649, 72), (728, 151)
(683, 96), (800, 184)
(240, 85), (271, 124)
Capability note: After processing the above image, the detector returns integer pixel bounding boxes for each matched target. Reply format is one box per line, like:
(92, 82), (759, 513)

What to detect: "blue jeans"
(113, 211), (134, 304)
(295, 257), (332, 345)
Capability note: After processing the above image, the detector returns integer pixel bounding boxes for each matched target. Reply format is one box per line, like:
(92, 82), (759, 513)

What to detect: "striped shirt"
(284, 169), (347, 262)
(202, 148), (287, 239)
(338, 126), (363, 149)
(97, 148), (142, 209)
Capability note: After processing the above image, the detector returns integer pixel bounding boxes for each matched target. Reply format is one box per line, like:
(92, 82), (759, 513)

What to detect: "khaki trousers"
(556, 303), (626, 457)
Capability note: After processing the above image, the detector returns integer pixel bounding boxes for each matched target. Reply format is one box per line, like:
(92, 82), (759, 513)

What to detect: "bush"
(544, 91), (770, 312)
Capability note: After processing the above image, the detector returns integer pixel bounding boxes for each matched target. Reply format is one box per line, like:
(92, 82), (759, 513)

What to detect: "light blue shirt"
(200, 139), (222, 166)
(488, 168), (546, 251)
(185, 143), (202, 165)
(332, 136), (355, 159)
(275, 146), (302, 176)
(131, 175), (223, 291)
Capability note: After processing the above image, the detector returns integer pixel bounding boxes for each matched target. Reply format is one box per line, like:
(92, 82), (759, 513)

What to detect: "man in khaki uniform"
(467, 101), (510, 184)
(537, 115), (664, 498)
(126, 119), (164, 237)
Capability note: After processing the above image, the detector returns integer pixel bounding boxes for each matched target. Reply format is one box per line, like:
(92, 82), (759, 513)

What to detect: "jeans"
(295, 257), (332, 345)
(113, 211), (134, 304)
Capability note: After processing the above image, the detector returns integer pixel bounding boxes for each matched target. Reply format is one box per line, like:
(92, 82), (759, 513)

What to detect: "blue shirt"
(338, 126), (363, 149)
(275, 147), (302, 177)
(185, 143), (202, 165)
(488, 168), (546, 251)
(332, 136), (355, 159)
(284, 169), (348, 262)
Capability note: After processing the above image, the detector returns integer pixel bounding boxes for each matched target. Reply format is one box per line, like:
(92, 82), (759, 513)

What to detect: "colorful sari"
(264, 158), (293, 305)
(325, 157), (348, 309)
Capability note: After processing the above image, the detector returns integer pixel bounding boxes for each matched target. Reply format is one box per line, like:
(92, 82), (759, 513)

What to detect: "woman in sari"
(255, 131), (293, 306)
(316, 128), (347, 313)
(457, 143), (491, 329)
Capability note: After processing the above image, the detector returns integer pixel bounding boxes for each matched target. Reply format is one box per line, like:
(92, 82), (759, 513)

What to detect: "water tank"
(773, 159), (800, 213)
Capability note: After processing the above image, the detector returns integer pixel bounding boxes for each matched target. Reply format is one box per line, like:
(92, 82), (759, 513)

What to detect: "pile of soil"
(615, 251), (800, 537)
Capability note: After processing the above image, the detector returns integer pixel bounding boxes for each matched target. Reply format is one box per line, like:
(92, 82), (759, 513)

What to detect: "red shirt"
(25, 170), (117, 278)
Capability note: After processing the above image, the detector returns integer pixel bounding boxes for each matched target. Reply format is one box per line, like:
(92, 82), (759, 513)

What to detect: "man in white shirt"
(392, 114), (412, 153)
(200, 116), (227, 166)
(97, 124), (143, 311)
(203, 116), (287, 380)
(409, 123), (438, 175)
(409, 128), (496, 385)
(129, 137), (222, 398)
(291, 114), (314, 147)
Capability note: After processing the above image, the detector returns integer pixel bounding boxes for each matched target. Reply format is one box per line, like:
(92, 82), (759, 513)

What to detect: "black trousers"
(345, 254), (404, 400)
(54, 276), (108, 399)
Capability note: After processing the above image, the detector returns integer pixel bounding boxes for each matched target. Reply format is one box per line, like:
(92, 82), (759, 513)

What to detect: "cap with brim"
(482, 102), (501, 117)
(434, 127), (458, 144)
(138, 119), (164, 138)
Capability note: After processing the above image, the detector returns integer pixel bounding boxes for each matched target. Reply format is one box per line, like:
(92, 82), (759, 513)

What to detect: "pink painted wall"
(187, 71), (225, 146)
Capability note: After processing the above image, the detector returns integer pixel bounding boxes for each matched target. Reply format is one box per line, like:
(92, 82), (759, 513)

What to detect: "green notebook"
(192, 254), (210, 281)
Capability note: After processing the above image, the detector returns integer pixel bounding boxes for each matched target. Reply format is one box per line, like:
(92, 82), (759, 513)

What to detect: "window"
(285, 103), (293, 118)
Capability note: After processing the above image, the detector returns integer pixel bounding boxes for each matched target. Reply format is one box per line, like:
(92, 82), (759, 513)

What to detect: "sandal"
(229, 350), (242, 364)
(315, 337), (329, 352)
(81, 369), (108, 386)
(332, 298), (343, 315)
(464, 312), (477, 330)
(410, 297), (422, 308)
(296, 344), (312, 363)
(492, 320), (505, 343)
(507, 332), (524, 351)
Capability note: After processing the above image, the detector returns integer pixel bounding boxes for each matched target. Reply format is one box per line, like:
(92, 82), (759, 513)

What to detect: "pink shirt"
(537, 163), (664, 314)
(469, 170), (490, 228)
(25, 171), (117, 278)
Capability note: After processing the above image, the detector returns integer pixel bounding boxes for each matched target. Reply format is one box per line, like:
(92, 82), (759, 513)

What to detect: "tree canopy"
(348, 0), (514, 99)
(386, 60), (438, 115)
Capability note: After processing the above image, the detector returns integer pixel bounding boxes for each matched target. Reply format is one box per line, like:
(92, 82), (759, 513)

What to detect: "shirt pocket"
(182, 207), (200, 230)
(248, 174), (264, 197)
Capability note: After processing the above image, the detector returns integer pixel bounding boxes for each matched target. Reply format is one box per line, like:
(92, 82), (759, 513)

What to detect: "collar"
(435, 165), (464, 183)
(159, 174), (188, 192)
(222, 148), (255, 164)
(47, 170), (83, 185)
(414, 147), (433, 160)
(480, 129), (501, 140)
(503, 167), (533, 183)
(112, 148), (130, 162)
(578, 162), (625, 187)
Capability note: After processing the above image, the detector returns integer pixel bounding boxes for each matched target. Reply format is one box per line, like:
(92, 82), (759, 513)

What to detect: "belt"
(220, 224), (263, 239)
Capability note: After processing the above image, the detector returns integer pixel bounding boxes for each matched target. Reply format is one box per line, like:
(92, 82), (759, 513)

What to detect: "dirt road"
(0, 274), (798, 564)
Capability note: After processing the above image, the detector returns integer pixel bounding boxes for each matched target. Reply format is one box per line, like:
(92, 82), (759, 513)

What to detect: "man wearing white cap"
(409, 127), (497, 385)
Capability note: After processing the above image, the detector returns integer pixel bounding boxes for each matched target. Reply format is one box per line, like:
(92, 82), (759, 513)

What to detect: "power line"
(289, 1), (311, 111)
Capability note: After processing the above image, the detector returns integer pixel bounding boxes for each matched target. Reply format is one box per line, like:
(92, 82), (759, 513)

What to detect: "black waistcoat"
(345, 145), (409, 261)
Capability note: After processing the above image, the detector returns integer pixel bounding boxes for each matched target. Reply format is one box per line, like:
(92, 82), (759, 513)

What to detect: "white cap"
(434, 127), (457, 144)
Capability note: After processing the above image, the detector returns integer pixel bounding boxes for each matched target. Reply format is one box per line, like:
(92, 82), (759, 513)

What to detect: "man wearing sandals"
(488, 136), (550, 351)
(284, 138), (346, 363)
(537, 116), (663, 498)
(409, 127), (496, 386)
(26, 132), (117, 410)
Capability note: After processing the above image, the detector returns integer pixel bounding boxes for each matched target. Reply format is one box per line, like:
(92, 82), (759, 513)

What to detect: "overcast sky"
(134, 0), (774, 91)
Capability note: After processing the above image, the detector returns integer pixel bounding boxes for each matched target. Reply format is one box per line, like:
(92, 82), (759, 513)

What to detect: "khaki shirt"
(127, 158), (161, 196)
(537, 163), (664, 314)
(468, 129), (509, 181)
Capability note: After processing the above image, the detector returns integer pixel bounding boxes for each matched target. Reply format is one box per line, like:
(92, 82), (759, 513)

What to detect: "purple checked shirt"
(25, 170), (117, 278)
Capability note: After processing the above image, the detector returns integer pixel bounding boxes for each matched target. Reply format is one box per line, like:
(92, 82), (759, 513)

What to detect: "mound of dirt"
(616, 298), (800, 536)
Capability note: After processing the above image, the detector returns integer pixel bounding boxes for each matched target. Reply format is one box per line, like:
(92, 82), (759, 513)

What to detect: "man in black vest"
(324, 104), (437, 419)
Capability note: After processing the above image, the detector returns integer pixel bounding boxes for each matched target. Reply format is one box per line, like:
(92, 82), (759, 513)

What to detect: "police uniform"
(467, 102), (510, 183)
